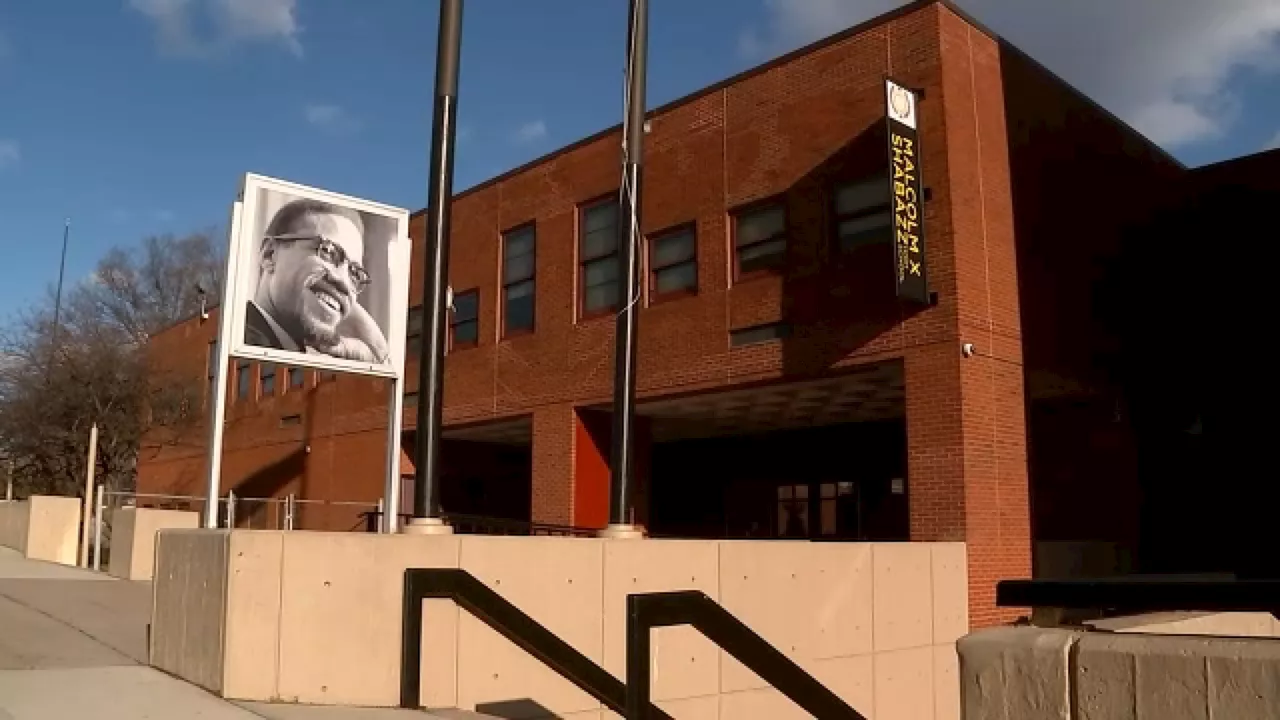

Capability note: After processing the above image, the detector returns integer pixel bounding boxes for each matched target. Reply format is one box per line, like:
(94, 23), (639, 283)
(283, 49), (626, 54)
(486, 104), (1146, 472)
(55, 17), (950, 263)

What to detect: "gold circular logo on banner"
(889, 86), (912, 120)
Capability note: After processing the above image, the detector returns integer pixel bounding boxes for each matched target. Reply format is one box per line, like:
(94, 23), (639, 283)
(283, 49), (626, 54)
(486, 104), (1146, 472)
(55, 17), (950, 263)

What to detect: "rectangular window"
(579, 197), (620, 317)
(730, 322), (792, 347)
(777, 484), (810, 538)
(406, 305), (423, 357)
(280, 414), (302, 428)
(648, 224), (698, 301)
(236, 361), (251, 400)
(206, 341), (217, 401)
(502, 224), (536, 336)
(733, 201), (786, 278)
(288, 367), (305, 390)
(834, 176), (892, 252)
(450, 289), (479, 350)
(260, 363), (276, 397)
(404, 390), (419, 407)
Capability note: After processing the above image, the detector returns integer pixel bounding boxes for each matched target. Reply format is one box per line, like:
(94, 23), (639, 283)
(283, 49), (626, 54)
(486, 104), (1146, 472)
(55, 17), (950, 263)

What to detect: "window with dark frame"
(236, 361), (251, 400)
(502, 224), (536, 336)
(287, 367), (305, 390)
(260, 363), (276, 397)
(579, 197), (620, 317)
(450, 289), (479, 350)
(406, 306), (424, 357)
(733, 201), (787, 278)
(206, 341), (217, 402)
(834, 176), (893, 252)
(777, 484), (810, 538)
(730, 322), (792, 347)
(648, 224), (698, 301)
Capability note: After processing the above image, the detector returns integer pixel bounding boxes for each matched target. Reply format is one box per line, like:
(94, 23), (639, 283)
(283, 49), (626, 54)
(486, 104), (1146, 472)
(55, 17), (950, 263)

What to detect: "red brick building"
(138, 0), (1276, 627)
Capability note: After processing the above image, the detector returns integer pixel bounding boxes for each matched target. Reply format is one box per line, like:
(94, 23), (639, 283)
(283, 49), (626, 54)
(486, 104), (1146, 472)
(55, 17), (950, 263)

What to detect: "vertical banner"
(885, 78), (930, 304)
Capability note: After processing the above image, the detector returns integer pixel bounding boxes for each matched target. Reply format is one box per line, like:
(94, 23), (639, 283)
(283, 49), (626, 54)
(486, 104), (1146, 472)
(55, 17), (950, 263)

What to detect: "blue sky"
(1, 0), (1277, 314)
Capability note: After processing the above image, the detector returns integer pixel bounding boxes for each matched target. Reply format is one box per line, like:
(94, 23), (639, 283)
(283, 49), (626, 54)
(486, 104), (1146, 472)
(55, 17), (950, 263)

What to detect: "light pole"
(603, 0), (649, 538)
(408, 0), (464, 534)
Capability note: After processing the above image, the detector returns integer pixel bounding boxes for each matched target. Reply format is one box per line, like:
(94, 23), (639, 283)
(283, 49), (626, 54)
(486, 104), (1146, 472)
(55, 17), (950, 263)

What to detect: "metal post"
(203, 201), (244, 528)
(46, 218), (70, 384)
(383, 375), (405, 533)
(79, 423), (99, 567)
(226, 489), (237, 529)
(603, 0), (649, 539)
(4, 459), (12, 501)
(92, 484), (105, 572)
(285, 493), (295, 531)
(409, 0), (464, 535)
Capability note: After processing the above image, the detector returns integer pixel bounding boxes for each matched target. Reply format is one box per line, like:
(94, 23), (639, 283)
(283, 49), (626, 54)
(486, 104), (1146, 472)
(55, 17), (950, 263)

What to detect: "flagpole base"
(402, 517), (454, 535)
(597, 523), (645, 540)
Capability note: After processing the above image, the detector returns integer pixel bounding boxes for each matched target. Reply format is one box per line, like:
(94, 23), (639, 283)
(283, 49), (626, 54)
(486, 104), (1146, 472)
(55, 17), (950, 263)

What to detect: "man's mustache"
(305, 274), (352, 315)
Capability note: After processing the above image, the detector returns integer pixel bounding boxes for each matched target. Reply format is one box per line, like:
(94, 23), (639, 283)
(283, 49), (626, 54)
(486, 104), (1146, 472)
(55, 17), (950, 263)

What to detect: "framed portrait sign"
(224, 173), (412, 378)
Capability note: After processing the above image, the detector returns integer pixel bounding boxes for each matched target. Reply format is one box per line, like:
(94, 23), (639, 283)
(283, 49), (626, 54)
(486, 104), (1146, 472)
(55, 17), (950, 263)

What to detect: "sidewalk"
(0, 547), (474, 719)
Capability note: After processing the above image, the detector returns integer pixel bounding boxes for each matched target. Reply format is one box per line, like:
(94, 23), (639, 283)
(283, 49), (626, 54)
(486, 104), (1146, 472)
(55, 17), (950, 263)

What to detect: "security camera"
(961, 342), (976, 358)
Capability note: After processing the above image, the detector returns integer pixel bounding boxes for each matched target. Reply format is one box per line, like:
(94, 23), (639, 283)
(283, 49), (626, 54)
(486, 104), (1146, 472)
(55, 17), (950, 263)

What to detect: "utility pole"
(602, 0), (649, 539)
(408, 0), (464, 535)
(47, 218), (71, 383)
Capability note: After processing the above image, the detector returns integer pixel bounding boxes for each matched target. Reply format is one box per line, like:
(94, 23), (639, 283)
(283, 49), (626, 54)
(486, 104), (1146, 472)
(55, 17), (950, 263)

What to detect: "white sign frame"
(203, 173), (411, 532)
(226, 173), (412, 381)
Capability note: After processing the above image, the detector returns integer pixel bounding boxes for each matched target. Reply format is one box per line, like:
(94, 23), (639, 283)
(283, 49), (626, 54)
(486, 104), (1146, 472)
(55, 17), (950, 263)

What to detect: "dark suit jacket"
(244, 302), (288, 350)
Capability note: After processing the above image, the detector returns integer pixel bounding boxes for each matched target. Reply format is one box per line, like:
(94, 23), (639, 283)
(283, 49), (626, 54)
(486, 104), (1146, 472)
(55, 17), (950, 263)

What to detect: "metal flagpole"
(46, 218), (71, 383)
(408, 0), (464, 535)
(601, 0), (649, 539)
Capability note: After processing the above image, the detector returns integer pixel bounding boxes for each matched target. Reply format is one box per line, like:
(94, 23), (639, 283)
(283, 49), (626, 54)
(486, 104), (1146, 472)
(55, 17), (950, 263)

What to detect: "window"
(733, 201), (786, 278)
(834, 176), (892, 252)
(730, 322), (792, 347)
(579, 197), (620, 317)
(236, 361), (251, 400)
(777, 484), (810, 538)
(502, 224), (536, 336)
(206, 341), (217, 402)
(260, 363), (276, 397)
(450, 289), (479, 350)
(279, 414), (302, 428)
(648, 224), (697, 301)
(406, 306), (423, 357)
(404, 390), (419, 407)
(288, 367), (305, 390)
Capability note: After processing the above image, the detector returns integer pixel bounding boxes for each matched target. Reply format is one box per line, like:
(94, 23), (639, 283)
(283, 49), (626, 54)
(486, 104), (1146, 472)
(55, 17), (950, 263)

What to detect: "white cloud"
(0, 139), (19, 170)
(129, 0), (302, 58)
(740, 0), (1280, 150)
(512, 120), (548, 144)
(304, 103), (360, 134)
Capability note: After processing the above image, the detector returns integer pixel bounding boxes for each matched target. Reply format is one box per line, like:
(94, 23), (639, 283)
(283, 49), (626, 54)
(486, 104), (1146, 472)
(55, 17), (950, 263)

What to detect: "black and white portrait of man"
(242, 190), (398, 365)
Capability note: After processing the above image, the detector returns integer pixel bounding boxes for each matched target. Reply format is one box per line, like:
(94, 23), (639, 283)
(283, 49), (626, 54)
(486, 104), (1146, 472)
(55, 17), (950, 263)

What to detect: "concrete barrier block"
(958, 626), (1077, 720)
(108, 507), (200, 581)
(24, 495), (81, 565)
(1205, 636), (1280, 719)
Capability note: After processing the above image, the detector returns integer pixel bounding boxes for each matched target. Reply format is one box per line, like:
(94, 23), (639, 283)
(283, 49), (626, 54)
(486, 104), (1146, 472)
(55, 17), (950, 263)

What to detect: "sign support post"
(203, 201), (244, 529)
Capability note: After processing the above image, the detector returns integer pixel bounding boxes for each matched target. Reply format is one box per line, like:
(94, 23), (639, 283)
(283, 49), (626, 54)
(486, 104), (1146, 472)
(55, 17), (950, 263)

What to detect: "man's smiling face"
(265, 211), (364, 348)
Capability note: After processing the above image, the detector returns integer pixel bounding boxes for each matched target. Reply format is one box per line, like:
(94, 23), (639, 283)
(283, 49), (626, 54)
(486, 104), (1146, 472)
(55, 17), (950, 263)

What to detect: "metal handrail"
(363, 509), (597, 538)
(998, 577), (1280, 624)
(625, 591), (866, 719)
(400, 568), (673, 719)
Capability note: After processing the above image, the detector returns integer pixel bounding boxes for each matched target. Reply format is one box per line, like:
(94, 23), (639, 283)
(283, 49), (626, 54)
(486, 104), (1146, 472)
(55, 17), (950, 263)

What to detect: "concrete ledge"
(0, 496), (81, 565)
(108, 507), (200, 581)
(960, 625), (1280, 720)
(151, 531), (968, 718)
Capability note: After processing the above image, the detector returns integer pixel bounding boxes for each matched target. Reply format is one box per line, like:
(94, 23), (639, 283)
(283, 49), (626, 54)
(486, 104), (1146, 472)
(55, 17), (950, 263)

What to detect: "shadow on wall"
(773, 121), (929, 379)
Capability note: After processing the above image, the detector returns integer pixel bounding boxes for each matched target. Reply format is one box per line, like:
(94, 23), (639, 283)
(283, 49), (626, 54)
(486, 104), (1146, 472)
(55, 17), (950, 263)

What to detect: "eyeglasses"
(265, 233), (370, 291)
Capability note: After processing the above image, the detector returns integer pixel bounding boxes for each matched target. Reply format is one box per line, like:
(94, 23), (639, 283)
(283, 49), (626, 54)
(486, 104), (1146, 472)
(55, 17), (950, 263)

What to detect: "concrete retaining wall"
(152, 530), (968, 719)
(108, 507), (199, 581)
(959, 626), (1280, 719)
(0, 495), (81, 565)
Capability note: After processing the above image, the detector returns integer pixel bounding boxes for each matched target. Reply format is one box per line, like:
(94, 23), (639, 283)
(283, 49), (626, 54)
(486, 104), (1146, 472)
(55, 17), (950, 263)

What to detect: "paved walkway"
(0, 548), (477, 719)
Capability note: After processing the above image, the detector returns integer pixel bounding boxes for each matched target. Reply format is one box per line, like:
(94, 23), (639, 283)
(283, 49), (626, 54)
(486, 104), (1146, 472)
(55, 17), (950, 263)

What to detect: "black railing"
(400, 568), (673, 719)
(402, 569), (865, 718)
(626, 591), (865, 719)
(364, 510), (596, 538)
(998, 578), (1280, 625)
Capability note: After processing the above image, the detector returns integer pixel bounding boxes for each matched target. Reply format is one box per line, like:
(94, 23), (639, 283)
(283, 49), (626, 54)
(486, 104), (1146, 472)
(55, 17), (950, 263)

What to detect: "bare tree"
(0, 231), (221, 498)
